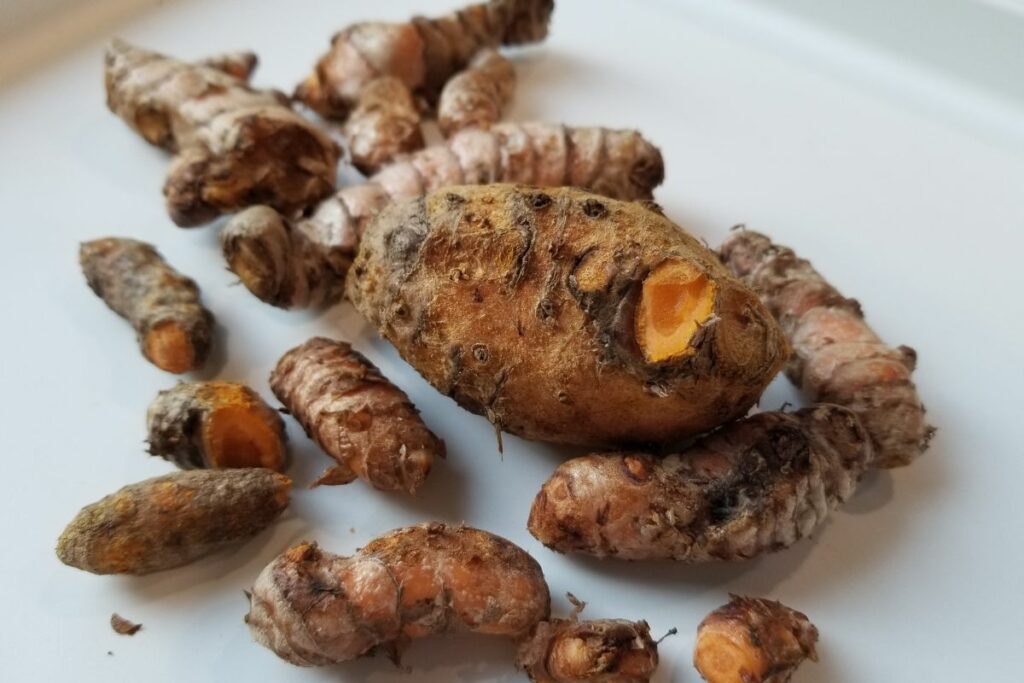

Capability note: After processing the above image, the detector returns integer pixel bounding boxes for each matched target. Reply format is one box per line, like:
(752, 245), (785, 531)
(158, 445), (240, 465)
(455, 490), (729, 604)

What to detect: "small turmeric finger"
(246, 523), (550, 665)
(518, 618), (659, 683)
(528, 405), (872, 560)
(438, 49), (516, 136)
(270, 337), (443, 493)
(56, 469), (291, 575)
(296, 0), (552, 119)
(147, 381), (287, 471)
(694, 596), (818, 683)
(720, 230), (934, 468)
(80, 237), (213, 374)
(343, 76), (425, 175)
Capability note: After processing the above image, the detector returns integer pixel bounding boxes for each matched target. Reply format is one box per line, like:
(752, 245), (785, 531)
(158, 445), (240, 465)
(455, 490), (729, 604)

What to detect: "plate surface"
(1, 1), (1022, 680)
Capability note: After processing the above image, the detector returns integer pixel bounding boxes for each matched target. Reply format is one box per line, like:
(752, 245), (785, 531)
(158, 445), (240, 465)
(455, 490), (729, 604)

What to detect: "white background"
(1, 1), (1022, 680)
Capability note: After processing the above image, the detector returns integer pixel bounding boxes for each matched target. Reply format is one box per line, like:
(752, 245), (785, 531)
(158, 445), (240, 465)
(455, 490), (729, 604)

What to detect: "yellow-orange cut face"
(636, 260), (716, 362)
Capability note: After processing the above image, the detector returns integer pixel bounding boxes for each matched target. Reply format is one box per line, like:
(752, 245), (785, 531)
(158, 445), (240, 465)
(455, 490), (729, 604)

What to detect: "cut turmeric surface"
(147, 381), (286, 471)
(528, 405), (872, 560)
(343, 76), (425, 175)
(105, 39), (338, 226)
(636, 260), (717, 362)
(56, 469), (291, 575)
(720, 230), (934, 468)
(270, 337), (443, 493)
(80, 238), (213, 374)
(694, 596), (818, 683)
(518, 617), (659, 683)
(438, 49), (516, 136)
(246, 523), (550, 665)
(222, 122), (665, 308)
(295, 0), (552, 119)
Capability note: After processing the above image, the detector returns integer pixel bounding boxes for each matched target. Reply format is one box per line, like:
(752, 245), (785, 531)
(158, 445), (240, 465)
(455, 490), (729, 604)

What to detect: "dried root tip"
(438, 49), (516, 137)
(694, 596), (818, 683)
(344, 77), (425, 175)
(110, 614), (142, 636)
(636, 260), (717, 362)
(296, 0), (553, 118)
(518, 619), (659, 683)
(105, 40), (338, 226)
(269, 337), (444, 493)
(246, 523), (550, 666)
(79, 238), (213, 373)
(56, 469), (291, 575)
(146, 381), (287, 471)
(528, 405), (872, 561)
(719, 230), (933, 468)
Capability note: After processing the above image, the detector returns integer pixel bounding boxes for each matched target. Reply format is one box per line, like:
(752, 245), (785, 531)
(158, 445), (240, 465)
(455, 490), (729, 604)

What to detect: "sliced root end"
(202, 405), (286, 470)
(145, 321), (196, 373)
(636, 261), (716, 363)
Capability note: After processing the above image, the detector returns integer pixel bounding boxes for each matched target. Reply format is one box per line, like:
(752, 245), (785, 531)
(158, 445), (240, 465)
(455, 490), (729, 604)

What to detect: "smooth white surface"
(1, 1), (1022, 680)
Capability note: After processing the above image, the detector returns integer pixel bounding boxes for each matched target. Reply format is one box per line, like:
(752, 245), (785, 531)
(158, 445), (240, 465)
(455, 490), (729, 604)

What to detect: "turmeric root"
(197, 50), (258, 80)
(694, 596), (818, 683)
(105, 39), (338, 226)
(80, 238), (213, 374)
(295, 0), (553, 119)
(720, 230), (933, 468)
(348, 185), (786, 447)
(56, 469), (291, 575)
(270, 337), (443, 493)
(528, 405), (872, 560)
(146, 381), (286, 471)
(518, 614), (659, 683)
(343, 77), (425, 175)
(222, 123), (664, 308)
(246, 523), (550, 665)
(438, 49), (516, 136)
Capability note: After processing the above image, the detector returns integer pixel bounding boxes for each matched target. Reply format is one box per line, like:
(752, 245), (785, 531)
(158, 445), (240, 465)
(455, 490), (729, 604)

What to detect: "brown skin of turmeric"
(270, 337), (444, 494)
(56, 469), (291, 575)
(343, 76), (425, 175)
(296, 0), (553, 119)
(80, 237), (213, 374)
(246, 523), (550, 666)
(518, 618), (659, 683)
(222, 122), (665, 309)
(694, 596), (818, 683)
(720, 230), (933, 468)
(105, 39), (338, 226)
(146, 381), (287, 471)
(438, 49), (516, 136)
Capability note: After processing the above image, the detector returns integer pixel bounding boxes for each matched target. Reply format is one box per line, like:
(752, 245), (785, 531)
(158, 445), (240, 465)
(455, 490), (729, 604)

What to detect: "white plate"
(2, 1), (1022, 681)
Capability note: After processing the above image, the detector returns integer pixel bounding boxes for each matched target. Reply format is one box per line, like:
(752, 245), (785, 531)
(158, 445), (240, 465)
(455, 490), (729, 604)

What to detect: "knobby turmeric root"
(518, 615), (659, 683)
(270, 337), (443, 493)
(56, 469), (291, 575)
(343, 76), (425, 175)
(348, 185), (786, 447)
(222, 123), (664, 308)
(80, 237), (213, 374)
(246, 523), (550, 665)
(105, 39), (338, 226)
(295, 0), (553, 119)
(528, 405), (872, 560)
(694, 596), (818, 683)
(438, 49), (516, 136)
(720, 230), (934, 468)
(147, 381), (287, 471)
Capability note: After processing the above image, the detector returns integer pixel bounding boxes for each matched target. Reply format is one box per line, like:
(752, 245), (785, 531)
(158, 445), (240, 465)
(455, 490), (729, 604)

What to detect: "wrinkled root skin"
(146, 381), (287, 470)
(270, 337), (443, 493)
(438, 49), (516, 136)
(347, 185), (786, 447)
(720, 230), (934, 468)
(105, 39), (338, 226)
(80, 237), (213, 373)
(518, 619), (659, 683)
(296, 0), (553, 119)
(694, 596), (818, 683)
(222, 122), (665, 309)
(56, 469), (291, 575)
(344, 76), (425, 175)
(245, 523), (550, 666)
(528, 405), (872, 560)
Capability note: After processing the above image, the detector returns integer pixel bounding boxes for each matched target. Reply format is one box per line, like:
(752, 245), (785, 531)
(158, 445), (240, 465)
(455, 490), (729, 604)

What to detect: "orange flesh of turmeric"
(636, 261), (716, 362)
(144, 321), (195, 373)
(203, 405), (284, 470)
